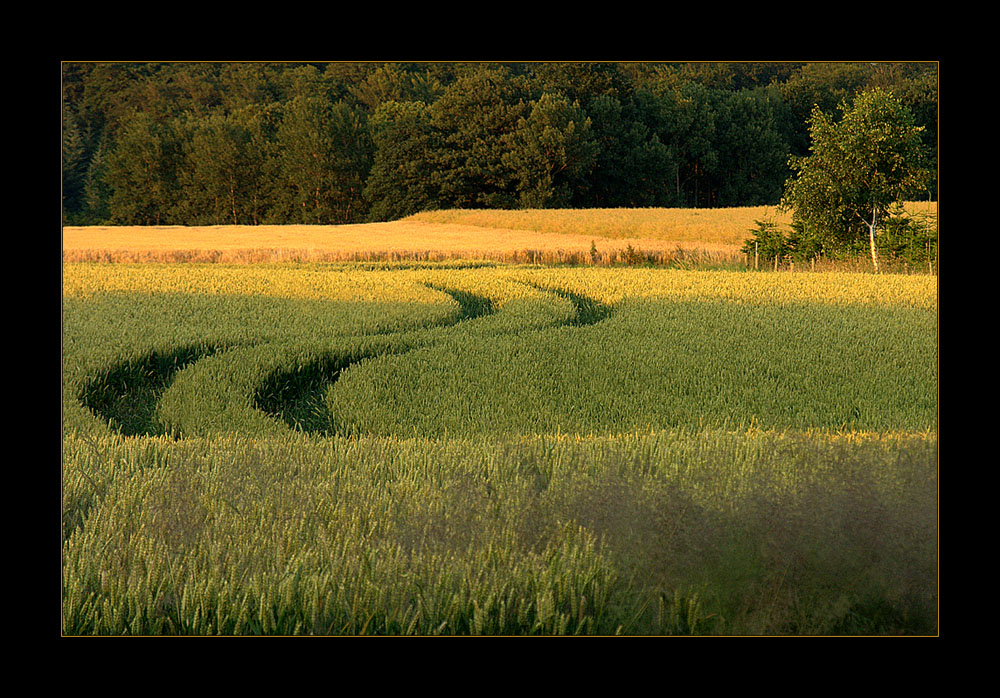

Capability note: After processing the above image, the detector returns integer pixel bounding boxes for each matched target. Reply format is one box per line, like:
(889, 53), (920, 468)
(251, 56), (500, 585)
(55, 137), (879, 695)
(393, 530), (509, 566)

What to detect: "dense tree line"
(61, 62), (938, 226)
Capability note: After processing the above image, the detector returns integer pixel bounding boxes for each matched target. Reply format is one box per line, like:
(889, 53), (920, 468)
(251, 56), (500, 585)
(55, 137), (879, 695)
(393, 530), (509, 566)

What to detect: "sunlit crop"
(61, 260), (938, 635)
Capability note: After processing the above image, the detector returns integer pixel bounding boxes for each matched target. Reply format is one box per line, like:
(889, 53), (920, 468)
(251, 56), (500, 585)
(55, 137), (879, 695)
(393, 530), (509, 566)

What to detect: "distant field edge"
(61, 203), (937, 271)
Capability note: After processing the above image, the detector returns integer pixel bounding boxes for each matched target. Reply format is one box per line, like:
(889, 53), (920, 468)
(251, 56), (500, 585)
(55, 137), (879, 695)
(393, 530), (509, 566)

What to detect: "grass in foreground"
(62, 429), (937, 635)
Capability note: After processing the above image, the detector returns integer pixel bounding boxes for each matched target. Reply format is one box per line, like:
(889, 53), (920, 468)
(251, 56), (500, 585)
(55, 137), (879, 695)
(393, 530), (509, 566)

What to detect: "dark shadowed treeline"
(61, 61), (938, 226)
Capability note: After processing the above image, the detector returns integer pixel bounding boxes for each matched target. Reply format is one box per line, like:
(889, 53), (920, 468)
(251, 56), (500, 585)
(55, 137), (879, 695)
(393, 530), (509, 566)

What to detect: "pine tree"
(62, 108), (89, 221)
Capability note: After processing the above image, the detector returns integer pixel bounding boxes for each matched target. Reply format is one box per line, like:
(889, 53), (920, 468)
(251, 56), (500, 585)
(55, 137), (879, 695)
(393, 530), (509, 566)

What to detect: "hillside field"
(60, 209), (938, 636)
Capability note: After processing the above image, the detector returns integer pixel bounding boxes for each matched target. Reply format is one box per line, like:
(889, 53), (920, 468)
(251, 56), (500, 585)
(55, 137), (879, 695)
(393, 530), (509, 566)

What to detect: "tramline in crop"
(61, 262), (938, 635)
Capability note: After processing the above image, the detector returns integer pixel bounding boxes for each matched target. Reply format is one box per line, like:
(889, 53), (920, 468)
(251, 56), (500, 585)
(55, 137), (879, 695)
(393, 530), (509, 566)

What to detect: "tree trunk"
(868, 223), (880, 273)
(868, 207), (880, 274)
(694, 162), (699, 208)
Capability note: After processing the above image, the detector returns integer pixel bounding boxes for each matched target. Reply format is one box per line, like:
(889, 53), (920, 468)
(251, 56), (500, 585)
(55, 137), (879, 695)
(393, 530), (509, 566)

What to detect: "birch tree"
(780, 88), (930, 272)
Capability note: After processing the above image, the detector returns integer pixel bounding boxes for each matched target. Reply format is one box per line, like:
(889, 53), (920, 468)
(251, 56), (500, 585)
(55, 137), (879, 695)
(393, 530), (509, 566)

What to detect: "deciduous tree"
(178, 108), (271, 225)
(273, 97), (371, 224)
(363, 101), (442, 221)
(104, 112), (181, 225)
(502, 93), (599, 208)
(780, 88), (930, 272)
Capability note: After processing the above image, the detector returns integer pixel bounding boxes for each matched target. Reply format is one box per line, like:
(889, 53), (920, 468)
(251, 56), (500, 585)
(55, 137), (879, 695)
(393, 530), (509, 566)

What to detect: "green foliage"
(429, 65), (532, 209)
(63, 62), (939, 225)
(62, 108), (89, 222)
(272, 97), (372, 224)
(713, 89), (790, 206)
(348, 63), (443, 111)
(531, 62), (634, 107)
(586, 92), (677, 207)
(786, 218), (828, 261)
(363, 100), (442, 221)
(503, 93), (599, 208)
(741, 219), (789, 260)
(176, 108), (271, 225)
(878, 203), (938, 266)
(653, 82), (722, 207)
(777, 62), (885, 155)
(104, 112), (182, 225)
(780, 88), (932, 267)
(81, 133), (112, 224)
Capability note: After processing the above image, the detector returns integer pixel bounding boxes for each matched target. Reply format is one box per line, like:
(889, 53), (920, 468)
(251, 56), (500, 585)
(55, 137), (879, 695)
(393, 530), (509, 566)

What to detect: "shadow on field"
(80, 344), (224, 437)
(256, 283), (616, 436)
(422, 284), (497, 321)
(255, 285), (497, 436)
(254, 350), (395, 436)
(466, 437), (935, 635)
(521, 282), (613, 326)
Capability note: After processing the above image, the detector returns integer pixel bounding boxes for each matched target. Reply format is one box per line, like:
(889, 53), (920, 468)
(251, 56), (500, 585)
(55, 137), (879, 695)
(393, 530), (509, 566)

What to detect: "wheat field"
(61, 220), (711, 265)
(62, 262), (937, 634)
(60, 206), (939, 635)
(61, 203), (938, 266)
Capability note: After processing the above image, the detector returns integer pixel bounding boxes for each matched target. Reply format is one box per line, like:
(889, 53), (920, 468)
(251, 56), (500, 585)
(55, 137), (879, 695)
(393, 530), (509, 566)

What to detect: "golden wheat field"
(409, 206), (790, 246)
(60, 220), (722, 264)
(61, 203), (938, 265)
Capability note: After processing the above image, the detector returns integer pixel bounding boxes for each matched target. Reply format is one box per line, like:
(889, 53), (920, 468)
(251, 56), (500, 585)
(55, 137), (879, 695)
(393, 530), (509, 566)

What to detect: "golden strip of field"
(408, 203), (937, 244)
(407, 206), (790, 246)
(61, 203), (937, 264)
(61, 221), (738, 263)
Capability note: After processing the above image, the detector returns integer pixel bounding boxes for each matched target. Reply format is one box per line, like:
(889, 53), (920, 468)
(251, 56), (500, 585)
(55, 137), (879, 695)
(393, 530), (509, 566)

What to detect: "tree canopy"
(780, 88), (932, 271)
(61, 61), (938, 229)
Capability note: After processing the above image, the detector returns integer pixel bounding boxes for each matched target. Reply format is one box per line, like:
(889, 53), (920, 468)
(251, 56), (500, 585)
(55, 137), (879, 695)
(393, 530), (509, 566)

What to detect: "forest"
(60, 61), (939, 227)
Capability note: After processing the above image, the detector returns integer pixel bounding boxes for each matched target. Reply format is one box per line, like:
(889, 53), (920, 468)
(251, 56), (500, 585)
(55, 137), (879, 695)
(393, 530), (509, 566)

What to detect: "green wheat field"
(61, 258), (938, 635)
